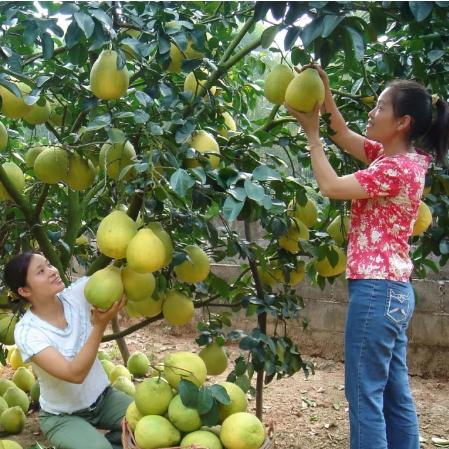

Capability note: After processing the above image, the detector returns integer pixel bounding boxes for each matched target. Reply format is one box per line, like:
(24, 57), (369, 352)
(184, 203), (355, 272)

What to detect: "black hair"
(3, 252), (37, 298)
(386, 80), (449, 165)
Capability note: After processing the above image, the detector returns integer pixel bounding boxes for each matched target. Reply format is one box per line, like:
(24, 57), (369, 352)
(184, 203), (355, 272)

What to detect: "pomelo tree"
(0, 1), (448, 420)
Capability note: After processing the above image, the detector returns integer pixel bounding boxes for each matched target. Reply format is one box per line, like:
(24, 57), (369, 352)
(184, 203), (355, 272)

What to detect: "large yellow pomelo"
(168, 394), (202, 432)
(0, 406), (26, 434)
(121, 266), (155, 301)
(125, 401), (142, 432)
(126, 228), (166, 273)
(66, 153), (96, 191)
(162, 290), (194, 326)
(220, 412), (265, 449)
(0, 121), (8, 150)
(217, 112), (237, 138)
(135, 415), (181, 449)
(288, 198), (318, 227)
(0, 439), (24, 449)
(167, 41), (203, 73)
(33, 146), (69, 184)
(127, 351), (149, 377)
(9, 348), (26, 370)
(147, 222), (173, 267)
(278, 218), (309, 253)
(0, 82), (31, 119)
(217, 382), (248, 422)
(181, 430), (223, 449)
(0, 162), (25, 201)
(199, 342), (228, 375)
(264, 64), (295, 105)
(12, 367), (35, 393)
(24, 146), (45, 168)
(184, 70), (217, 96)
(84, 265), (124, 309)
(134, 377), (173, 415)
(109, 364), (132, 383)
(285, 68), (325, 112)
(316, 245), (347, 277)
(99, 138), (136, 180)
(126, 296), (162, 318)
(163, 351), (207, 390)
(3, 386), (30, 413)
(327, 215), (350, 245)
(174, 245), (210, 283)
(90, 50), (129, 100)
(412, 201), (432, 236)
(23, 99), (51, 125)
(96, 210), (137, 259)
(185, 130), (220, 170)
(0, 315), (18, 345)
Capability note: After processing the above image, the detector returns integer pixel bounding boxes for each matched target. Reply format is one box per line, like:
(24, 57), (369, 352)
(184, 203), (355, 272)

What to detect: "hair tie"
(431, 94), (439, 106)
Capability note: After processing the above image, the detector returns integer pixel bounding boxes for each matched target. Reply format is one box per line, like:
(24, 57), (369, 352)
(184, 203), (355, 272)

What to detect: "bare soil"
(5, 319), (449, 449)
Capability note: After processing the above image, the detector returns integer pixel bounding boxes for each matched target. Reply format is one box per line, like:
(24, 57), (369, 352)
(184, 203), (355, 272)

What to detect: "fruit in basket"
(181, 429), (223, 449)
(112, 376), (135, 397)
(125, 402), (142, 432)
(163, 352), (207, 389)
(109, 364), (132, 383)
(217, 381), (248, 422)
(220, 412), (266, 449)
(134, 415), (181, 449)
(199, 342), (228, 375)
(135, 377), (173, 416)
(0, 406), (26, 434)
(127, 351), (150, 377)
(0, 439), (24, 449)
(167, 394), (202, 432)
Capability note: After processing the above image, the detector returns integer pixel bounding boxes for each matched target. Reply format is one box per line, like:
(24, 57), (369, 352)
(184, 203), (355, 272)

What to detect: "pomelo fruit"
(162, 290), (194, 326)
(90, 50), (129, 100)
(174, 245), (210, 283)
(217, 381), (248, 422)
(288, 198), (318, 227)
(84, 265), (124, 310)
(327, 215), (350, 245)
(134, 415), (181, 449)
(0, 440), (24, 449)
(127, 351), (150, 377)
(220, 412), (265, 449)
(264, 64), (294, 105)
(3, 386), (30, 413)
(33, 146), (69, 184)
(96, 210), (137, 259)
(163, 351), (207, 390)
(184, 70), (216, 96)
(126, 228), (166, 273)
(285, 68), (325, 112)
(125, 401), (142, 431)
(0, 315), (18, 345)
(24, 146), (44, 168)
(100, 359), (115, 377)
(30, 380), (40, 403)
(199, 342), (228, 376)
(99, 138), (136, 180)
(168, 394), (202, 432)
(112, 376), (135, 397)
(167, 41), (203, 74)
(0, 397), (9, 415)
(316, 245), (347, 277)
(126, 296), (162, 318)
(0, 82), (31, 119)
(0, 162), (25, 201)
(412, 201), (432, 236)
(66, 153), (96, 191)
(23, 99), (51, 125)
(12, 367), (35, 393)
(0, 379), (16, 396)
(185, 130), (220, 170)
(121, 267), (155, 302)
(0, 122), (8, 151)
(278, 218), (309, 253)
(217, 111), (237, 138)
(181, 430), (223, 449)
(0, 406), (26, 434)
(134, 377), (173, 416)
(109, 364), (132, 383)
(147, 222), (173, 267)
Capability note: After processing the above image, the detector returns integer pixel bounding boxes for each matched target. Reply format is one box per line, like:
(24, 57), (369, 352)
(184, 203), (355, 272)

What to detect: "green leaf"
(223, 196), (245, 222)
(197, 388), (214, 414)
(89, 8), (113, 28)
(322, 15), (344, 38)
(170, 169), (195, 197)
(409, 2), (433, 21)
(291, 47), (309, 66)
(261, 25), (279, 49)
(107, 128), (126, 143)
(300, 18), (324, 48)
(252, 166), (281, 181)
(244, 179), (265, 205)
(344, 26), (365, 61)
(41, 32), (54, 59)
(254, 2), (271, 21)
(178, 379), (199, 408)
(369, 7), (387, 34)
(209, 384), (230, 405)
(228, 187), (246, 202)
(175, 120), (195, 144)
(428, 49), (445, 63)
(284, 26), (301, 51)
(240, 335), (259, 350)
(65, 20), (82, 49)
(200, 401), (220, 426)
(74, 12), (95, 38)
(86, 113), (111, 131)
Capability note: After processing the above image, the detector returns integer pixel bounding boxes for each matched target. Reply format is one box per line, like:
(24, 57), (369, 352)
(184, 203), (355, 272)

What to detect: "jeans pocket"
(385, 287), (410, 325)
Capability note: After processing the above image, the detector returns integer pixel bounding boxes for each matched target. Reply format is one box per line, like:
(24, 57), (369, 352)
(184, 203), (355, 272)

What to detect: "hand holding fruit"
(285, 101), (321, 145)
(91, 294), (126, 329)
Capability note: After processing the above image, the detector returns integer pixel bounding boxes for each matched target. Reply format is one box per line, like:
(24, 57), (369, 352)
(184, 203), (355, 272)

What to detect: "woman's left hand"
(285, 102), (321, 144)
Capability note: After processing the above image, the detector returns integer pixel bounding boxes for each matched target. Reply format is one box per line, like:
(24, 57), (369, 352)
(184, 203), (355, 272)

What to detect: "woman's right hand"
(91, 295), (126, 329)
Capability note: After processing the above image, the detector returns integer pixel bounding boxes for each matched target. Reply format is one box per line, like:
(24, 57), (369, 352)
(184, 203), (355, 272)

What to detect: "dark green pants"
(39, 387), (133, 449)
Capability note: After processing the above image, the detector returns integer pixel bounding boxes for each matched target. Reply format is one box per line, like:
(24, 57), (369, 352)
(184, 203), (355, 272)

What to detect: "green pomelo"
(217, 111), (237, 138)
(147, 222), (173, 267)
(3, 386), (30, 413)
(12, 367), (35, 393)
(185, 130), (220, 170)
(278, 218), (310, 253)
(199, 342), (228, 376)
(0, 439), (24, 449)
(125, 401), (142, 432)
(23, 100), (51, 125)
(84, 265), (124, 310)
(220, 412), (265, 449)
(163, 352), (207, 390)
(162, 290), (194, 326)
(168, 394), (202, 432)
(0, 162), (25, 201)
(316, 245), (347, 278)
(0, 121), (8, 151)
(285, 68), (325, 113)
(217, 382), (248, 422)
(121, 267), (155, 302)
(30, 380), (40, 403)
(0, 315), (18, 345)
(0, 396), (9, 415)
(66, 153), (96, 191)
(101, 360), (116, 378)
(0, 379), (16, 396)
(99, 138), (135, 180)
(112, 376), (135, 397)
(127, 352), (150, 377)
(134, 377), (174, 416)
(327, 215), (350, 245)
(0, 83), (31, 119)
(174, 245), (210, 284)
(181, 430), (223, 449)
(24, 146), (44, 168)
(33, 146), (69, 184)
(264, 64), (294, 105)
(289, 198), (318, 228)
(126, 296), (162, 318)
(109, 365), (132, 383)
(135, 415), (181, 449)
(126, 228), (166, 273)
(0, 406), (26, 434)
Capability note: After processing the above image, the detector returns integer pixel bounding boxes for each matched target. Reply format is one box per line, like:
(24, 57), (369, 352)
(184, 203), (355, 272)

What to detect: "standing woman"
(3, 252), (132, 449)
(287, 66), (449, 449)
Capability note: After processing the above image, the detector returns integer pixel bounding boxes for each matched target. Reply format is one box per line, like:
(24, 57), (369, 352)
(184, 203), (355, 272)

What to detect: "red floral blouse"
(347, 139), (431, 281)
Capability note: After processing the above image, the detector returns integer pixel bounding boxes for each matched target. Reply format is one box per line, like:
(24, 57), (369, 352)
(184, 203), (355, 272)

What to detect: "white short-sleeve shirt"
(14, 276), (109, 415)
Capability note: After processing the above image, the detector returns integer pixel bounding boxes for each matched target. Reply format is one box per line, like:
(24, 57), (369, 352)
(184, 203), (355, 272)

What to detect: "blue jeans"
(345, 279), (419, 449)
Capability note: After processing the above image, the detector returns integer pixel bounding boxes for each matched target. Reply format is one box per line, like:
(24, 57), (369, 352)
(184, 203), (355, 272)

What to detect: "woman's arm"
(309, 65), (369, 164)
(32, 297), (125, 384)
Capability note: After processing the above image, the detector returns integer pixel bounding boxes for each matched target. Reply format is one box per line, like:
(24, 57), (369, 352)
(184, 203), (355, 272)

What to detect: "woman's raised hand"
(91, 295), (126, 329)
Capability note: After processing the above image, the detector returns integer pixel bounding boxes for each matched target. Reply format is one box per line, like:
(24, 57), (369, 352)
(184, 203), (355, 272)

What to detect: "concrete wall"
(212, 263), (449, 378)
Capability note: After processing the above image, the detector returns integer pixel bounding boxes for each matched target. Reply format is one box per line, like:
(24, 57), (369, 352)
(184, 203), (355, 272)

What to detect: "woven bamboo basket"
(122, 419), (274, 449)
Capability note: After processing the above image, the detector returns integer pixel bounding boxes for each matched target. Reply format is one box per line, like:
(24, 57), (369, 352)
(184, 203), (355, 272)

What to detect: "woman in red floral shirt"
(288, 66), (449, 449)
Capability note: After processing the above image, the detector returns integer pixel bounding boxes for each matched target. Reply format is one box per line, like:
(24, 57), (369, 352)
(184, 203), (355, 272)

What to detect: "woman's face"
(366, 87), (408, 143)
(18, 254), (64, 299)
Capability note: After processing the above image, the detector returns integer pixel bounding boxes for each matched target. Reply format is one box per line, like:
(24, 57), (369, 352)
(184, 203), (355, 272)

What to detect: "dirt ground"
(5, 319), (449, 449)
